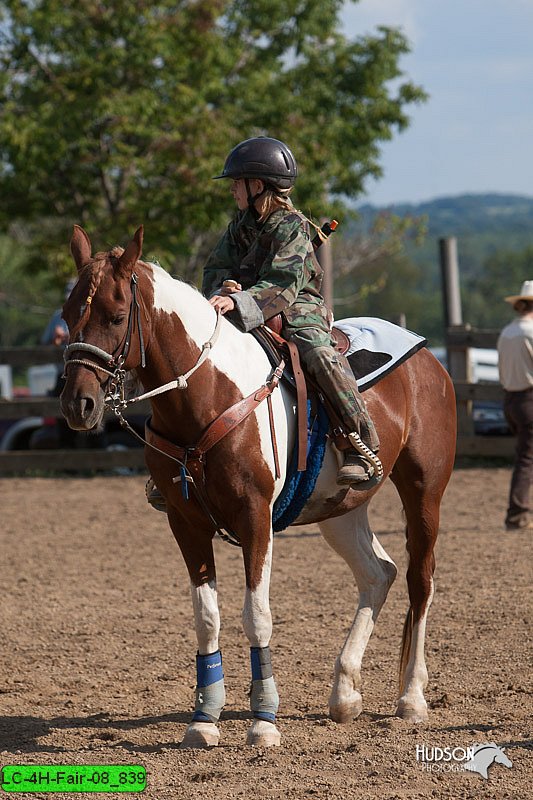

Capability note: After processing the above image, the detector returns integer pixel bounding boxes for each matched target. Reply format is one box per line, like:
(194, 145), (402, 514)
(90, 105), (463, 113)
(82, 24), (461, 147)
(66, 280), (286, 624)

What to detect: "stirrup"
(145, 477), (167, 513)
(348, 431), (384, 484)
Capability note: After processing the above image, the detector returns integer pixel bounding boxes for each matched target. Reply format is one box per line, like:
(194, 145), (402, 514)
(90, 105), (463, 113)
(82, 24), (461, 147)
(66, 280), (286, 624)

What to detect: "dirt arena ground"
(1, 467), (531, 799)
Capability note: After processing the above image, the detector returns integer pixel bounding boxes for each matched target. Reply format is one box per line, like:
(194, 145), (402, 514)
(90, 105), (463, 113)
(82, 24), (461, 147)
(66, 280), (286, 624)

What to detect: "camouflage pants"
(281, 322), (380, 452)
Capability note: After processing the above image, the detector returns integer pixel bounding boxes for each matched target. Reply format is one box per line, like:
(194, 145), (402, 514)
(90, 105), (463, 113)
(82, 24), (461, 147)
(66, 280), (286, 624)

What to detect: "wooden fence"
(446, 325), (514, 458)
(0, 345), (149, 474)
(0, 333), (515, 474)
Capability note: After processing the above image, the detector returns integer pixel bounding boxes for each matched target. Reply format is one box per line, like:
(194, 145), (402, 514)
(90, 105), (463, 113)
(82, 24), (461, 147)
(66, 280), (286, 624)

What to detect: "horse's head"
(465, 743), (513, 777)
(60, 225), (146, 431)
(493, 746), (512, 769)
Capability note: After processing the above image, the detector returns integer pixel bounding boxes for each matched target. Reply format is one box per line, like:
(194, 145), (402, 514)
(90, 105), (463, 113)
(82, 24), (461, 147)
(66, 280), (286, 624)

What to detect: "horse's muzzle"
(60, 392), (104, 431)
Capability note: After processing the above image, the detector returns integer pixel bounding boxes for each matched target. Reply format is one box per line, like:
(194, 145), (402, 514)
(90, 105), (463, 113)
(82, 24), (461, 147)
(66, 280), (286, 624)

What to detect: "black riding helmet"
(214, 137), (298, 191)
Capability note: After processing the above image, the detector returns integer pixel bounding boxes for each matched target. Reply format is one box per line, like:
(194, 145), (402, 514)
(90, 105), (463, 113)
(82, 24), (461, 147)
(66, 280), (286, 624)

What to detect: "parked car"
(0, 363), (146, 453)
(429, 346), (511, 436)
(0, 407), (146, 452)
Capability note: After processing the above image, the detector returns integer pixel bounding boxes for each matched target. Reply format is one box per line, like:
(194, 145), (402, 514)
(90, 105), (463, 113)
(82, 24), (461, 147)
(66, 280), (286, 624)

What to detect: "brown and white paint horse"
(60, 225), (456, 748)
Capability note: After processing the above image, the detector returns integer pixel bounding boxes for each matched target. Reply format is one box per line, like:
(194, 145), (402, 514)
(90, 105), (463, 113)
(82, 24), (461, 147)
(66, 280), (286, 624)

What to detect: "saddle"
(251, 316), (351, 473)
(262, 313), (350, 355)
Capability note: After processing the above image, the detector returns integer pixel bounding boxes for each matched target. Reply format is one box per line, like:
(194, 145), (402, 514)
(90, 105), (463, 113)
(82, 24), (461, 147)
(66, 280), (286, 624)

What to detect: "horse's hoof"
(329, 695), (363, 723)
(246, 719), (281, 747)
(395, 699), (428, 723)
(180, 721), (220, 748)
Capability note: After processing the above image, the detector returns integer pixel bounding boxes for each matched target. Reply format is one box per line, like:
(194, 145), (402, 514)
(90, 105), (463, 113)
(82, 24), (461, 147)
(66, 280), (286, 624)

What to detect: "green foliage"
(0, 0), (426, 283)
(466, 245), (533, 330)
(352, 194), (533, 342)
(0, 234), (64, 345)
(331, 210), (435, 335)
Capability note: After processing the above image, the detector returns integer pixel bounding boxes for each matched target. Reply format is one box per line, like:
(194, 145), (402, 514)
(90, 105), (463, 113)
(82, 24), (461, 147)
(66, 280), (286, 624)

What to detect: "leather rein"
(63, 273), (284, 546)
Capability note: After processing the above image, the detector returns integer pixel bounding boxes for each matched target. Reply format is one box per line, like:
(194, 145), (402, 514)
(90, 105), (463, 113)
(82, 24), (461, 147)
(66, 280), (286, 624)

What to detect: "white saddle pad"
(334, 317), (427, 390)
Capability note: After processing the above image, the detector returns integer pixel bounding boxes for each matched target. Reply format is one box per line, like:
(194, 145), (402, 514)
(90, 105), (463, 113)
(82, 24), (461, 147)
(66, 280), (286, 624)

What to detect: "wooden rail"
(446, 326), (514, 459)
(0, 334), (516, 473)
(0, 345), (149, 474)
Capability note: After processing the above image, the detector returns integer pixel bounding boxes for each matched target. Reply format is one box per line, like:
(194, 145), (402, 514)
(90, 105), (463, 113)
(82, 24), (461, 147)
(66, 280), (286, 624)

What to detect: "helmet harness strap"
(245, 177), (269, 212)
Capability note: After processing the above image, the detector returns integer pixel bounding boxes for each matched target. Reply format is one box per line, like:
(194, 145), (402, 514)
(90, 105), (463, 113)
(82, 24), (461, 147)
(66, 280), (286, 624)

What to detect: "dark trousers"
(503, 388), (533, 525)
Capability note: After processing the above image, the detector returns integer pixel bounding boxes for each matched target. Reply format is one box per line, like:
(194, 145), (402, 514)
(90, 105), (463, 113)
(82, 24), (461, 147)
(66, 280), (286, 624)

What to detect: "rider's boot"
(303, 346), (381, 486)
(337, 449), (375, 484)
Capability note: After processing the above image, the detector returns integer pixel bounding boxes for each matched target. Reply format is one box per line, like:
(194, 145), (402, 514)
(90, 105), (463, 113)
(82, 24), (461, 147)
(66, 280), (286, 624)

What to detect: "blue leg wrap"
(250, 646), (279, 723)
(192, 650), (225, 723)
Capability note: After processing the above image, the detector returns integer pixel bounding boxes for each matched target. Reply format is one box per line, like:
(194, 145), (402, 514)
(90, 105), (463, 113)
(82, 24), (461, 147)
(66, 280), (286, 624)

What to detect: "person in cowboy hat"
(497, 280), (533, 530)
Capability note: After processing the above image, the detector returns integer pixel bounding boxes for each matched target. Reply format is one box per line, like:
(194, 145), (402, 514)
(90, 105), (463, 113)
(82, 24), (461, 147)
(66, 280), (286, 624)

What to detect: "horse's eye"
(111, 316), (126, 326)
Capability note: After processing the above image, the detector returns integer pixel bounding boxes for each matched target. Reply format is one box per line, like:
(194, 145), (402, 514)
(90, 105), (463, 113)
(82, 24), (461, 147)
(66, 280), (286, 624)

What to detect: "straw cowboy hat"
(504, 281), (533, 304)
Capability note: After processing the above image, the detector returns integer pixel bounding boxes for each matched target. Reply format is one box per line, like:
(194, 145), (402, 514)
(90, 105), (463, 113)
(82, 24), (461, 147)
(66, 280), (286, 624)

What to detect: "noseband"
(63, 272), (146, 407)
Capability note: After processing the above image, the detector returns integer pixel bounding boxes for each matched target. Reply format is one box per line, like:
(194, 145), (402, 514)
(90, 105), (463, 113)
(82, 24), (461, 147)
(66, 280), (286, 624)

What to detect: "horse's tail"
(399, 606), (414, 695)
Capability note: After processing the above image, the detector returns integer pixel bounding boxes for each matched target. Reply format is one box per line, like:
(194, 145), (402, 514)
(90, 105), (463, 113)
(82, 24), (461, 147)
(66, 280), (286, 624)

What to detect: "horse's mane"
(69, 246), (125, 338)
(70, 247), (209, 339)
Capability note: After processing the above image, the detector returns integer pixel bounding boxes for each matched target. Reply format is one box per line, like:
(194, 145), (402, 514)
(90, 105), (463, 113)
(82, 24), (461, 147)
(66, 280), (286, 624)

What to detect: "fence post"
(439, 237), (474, 436)
(439, 236), (462, 328)
(390, 313), (406, 328)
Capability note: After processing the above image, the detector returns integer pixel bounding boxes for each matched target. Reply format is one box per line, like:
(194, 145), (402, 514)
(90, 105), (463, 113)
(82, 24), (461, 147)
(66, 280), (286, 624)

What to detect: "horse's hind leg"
(390, 448), (449, 723)
(318, 503), (397, 722)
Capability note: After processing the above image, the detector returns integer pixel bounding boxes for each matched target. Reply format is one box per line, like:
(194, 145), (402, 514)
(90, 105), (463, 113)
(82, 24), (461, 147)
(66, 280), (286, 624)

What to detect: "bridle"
(63, 267), (225, 457)
(63, 272), (146, 408)
(64, 271), (222, 412)
(61, 267), (276, 547)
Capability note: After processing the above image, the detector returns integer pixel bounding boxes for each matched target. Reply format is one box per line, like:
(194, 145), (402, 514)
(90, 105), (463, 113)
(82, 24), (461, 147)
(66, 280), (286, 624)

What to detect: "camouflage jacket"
(202, 206), (330, 332)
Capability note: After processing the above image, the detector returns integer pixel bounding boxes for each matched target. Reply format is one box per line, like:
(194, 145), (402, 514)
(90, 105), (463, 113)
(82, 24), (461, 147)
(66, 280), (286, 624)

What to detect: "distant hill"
(357, 193), (533, 238)
(355, 193), (533, 280)
(339, 193), (533, 344)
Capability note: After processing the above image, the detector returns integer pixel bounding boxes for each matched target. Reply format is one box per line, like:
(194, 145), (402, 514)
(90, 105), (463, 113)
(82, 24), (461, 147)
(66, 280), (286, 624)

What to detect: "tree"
(329, 211), (438, 336)
(0, 0), (426, 281)
(0, 234), (60, 345)
(465, 245), (533, 330)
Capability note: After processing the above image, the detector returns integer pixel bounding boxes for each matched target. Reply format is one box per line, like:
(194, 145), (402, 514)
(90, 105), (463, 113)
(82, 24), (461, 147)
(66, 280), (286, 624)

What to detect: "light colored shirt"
(497, 316), (533, 391)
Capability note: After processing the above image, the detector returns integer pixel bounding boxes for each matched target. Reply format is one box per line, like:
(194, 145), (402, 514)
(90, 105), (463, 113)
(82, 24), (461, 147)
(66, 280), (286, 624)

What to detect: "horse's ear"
(70, 225), (92, 273)
(116, 226), (144, 278)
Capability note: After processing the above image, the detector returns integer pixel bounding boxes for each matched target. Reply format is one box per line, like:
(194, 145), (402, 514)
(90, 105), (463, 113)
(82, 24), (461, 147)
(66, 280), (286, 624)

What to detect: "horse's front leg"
(167, 512), (225, 749)
(241, 530), (281, 747)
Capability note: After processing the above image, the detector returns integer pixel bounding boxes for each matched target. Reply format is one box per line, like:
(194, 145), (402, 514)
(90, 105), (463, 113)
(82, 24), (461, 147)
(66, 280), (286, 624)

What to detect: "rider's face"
(231, 178), (263, 211)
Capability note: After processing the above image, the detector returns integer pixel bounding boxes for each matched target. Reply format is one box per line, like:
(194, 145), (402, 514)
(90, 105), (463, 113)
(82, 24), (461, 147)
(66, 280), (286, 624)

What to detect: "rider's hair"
(256, 187), (293, 221)
(256, 185), (324, 242)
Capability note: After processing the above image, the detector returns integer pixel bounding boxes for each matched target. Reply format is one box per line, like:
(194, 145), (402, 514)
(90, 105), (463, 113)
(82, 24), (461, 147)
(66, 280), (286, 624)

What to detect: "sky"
(341, 0), (533, 206)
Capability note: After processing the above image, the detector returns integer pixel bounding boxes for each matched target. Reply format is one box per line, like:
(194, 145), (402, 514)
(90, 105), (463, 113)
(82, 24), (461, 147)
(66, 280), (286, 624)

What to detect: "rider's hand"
(209, 295), (235, 314)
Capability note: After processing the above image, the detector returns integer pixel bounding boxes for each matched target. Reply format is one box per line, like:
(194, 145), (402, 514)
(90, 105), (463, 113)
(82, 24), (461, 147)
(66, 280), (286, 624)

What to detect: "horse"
(464, 744), (513, 779)
(60, 225), (456, 748)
